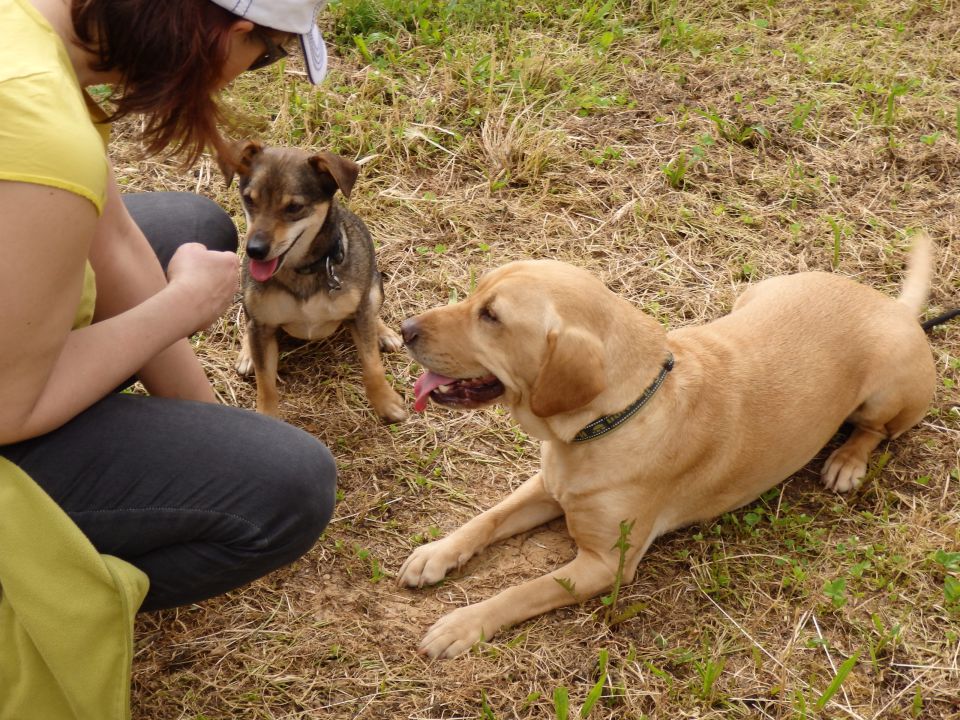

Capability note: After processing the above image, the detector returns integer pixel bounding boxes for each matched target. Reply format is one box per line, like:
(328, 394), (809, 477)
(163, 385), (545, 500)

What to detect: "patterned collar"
(572, 353), (674, 443)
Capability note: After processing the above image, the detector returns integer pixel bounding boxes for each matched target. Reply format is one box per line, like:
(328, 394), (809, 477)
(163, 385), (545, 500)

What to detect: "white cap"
(211, 0), (328, 84)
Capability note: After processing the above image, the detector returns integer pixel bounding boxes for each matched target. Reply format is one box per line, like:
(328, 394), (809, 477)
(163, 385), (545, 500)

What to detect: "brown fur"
(397, 237), (936, 658)
(222, 141), (406, 422)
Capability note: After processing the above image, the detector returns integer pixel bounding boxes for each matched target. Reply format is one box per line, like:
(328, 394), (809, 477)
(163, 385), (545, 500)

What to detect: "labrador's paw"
(397, 538), (469, 589)
(821, 446), (867, 493)
(419, 604), (496, 659)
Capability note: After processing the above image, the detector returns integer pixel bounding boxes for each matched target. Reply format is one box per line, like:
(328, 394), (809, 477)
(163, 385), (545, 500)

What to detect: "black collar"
(572, 353), (674, 443)
(294, 227), (344, 291)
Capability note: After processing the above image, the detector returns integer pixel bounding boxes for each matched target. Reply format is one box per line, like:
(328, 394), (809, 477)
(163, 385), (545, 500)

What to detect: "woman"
(0, 0), (335, 612)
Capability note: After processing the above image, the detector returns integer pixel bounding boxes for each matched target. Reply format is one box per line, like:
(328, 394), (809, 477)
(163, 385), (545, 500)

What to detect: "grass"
(107, 0), (960, 717)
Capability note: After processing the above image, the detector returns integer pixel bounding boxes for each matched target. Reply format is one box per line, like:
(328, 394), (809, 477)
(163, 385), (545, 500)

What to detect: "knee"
(188, 194), (239, 254)
(262, 431), (338, 560)
(123, 191), (239, 272)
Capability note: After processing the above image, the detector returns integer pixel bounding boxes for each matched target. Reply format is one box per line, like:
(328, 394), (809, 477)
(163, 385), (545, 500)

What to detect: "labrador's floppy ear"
(217, 139), (263, 186)
(308, 152), (359, 199)
(530, 327), (606, 418)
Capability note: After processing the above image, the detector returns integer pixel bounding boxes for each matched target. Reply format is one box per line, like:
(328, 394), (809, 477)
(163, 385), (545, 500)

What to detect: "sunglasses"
(248, 30), (291, 72)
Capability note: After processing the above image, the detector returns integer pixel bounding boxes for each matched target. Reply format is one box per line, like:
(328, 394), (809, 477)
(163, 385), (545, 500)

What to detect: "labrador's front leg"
(416, 510), (659, 658)
(418, 551), (615, 658)
(397, 472), (561, 588)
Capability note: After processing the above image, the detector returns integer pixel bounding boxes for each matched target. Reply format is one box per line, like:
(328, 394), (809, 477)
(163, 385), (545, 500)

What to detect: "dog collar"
(294, 227), (344, 290)
(572, 353), (674, 443)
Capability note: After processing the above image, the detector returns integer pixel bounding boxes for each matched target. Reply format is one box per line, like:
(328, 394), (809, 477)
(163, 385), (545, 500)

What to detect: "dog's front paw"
(419, 604), (496, 659)
(821, 446), (867, 493)
(235, 346), (254, 376)
(397, 538), (469, 588)
(372, 388), (408, 424)
(378, 323), (403, 353)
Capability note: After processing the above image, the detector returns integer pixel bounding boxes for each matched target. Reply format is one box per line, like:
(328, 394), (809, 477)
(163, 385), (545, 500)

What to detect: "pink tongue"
(413, 371), (458, 413)
(249, 257), (279, 282)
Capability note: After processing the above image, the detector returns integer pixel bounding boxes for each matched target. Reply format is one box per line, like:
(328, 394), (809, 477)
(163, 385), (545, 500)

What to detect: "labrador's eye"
(479, 305), (499, 323)
(285, 202), (304, 215)
(242, 193), (256, 208)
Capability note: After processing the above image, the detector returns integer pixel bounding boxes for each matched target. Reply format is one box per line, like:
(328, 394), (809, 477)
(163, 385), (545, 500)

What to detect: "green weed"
(823, 578), (847, 608)
(602, 519), (636, 625)
(662, 151), (690, 189)
(788, 100), (817, 132)
(693, 656), (725, 702)
(823, 215), (850, 269)
(696, 108), (768, 146)
(480, 690), (498, 719)
(815, 651), (859, 711)
(579, 648), (608, 717)
(553, 686), (570, 720)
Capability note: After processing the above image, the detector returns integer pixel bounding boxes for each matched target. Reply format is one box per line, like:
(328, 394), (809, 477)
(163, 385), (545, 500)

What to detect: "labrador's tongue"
(249, 257), (279, 282)
(413, 370), (458, 412)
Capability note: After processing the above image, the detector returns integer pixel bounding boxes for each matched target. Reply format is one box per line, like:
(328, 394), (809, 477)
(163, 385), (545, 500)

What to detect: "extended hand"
(166, 243), (239, 333)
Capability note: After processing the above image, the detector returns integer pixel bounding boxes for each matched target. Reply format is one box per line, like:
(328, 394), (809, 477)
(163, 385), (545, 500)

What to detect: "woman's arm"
(89, 166), (222, 402)
(0, 180), (238, 445)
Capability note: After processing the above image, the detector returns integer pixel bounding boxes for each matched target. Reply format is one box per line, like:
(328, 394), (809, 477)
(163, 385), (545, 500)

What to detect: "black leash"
(922, 308), (960, 332)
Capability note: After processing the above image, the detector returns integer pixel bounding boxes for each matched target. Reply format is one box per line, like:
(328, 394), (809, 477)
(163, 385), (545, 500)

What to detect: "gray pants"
(0, 193), (336, 611)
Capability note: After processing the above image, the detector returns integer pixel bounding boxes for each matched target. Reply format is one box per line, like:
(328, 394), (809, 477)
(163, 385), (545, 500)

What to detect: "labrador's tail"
(898, 232), (933, 317)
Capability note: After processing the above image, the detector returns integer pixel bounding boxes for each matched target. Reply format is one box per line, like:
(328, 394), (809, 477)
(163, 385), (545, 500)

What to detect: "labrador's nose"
(401, 317), (420, 346)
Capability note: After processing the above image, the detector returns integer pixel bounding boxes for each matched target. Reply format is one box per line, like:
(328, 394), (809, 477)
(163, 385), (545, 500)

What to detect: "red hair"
(71, 0), (240, 165)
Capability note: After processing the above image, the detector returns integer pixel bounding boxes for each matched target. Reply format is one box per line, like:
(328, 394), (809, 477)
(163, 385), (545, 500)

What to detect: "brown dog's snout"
(246, 230), (272, 260)
(401, 317), (421, 346)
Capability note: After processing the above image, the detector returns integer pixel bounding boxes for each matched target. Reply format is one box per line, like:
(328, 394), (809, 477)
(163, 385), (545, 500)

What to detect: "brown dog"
(222, 142), (406, 423)
(397, 237), (936, 658)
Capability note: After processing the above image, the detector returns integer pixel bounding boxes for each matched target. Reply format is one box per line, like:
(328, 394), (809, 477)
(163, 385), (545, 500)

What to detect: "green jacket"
(0, 457), (148, 720)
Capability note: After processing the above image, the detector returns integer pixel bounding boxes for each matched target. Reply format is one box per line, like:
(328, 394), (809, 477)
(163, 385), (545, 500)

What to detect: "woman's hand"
(166, 243), (239, 334)
(89, 168), (236, 404)
(1, 175), (240, 443)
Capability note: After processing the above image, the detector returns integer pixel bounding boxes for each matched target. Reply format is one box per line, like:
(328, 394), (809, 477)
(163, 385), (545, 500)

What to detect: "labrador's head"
(402, 260), (620, 420)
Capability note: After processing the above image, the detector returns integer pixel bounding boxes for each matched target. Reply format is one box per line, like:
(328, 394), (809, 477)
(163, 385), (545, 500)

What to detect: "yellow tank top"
(0, 0), (109, 328)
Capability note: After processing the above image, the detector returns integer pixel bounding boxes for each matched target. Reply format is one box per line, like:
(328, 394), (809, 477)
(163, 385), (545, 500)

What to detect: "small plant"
(576, 0), (617, 29)
(823, 578), (847, 608)
(792, 688), (809, 719)
(823, 215), (849, 269)
(911, 686), (924, 718)
(480, 690), (498, 719)
(867, 614), (901, 671)
(883, 81), (914, 127)
(579, 648), (609, 717)
(355, 545), (386, 582)
(553, 686), (570, 720)
(555, 576), (577, 597)
(696, 108), (768, 146)
(602, 519), (635, 625)
(789, 100), (817, 132)
(815, 651), (860, 711)
(662, 151), (690, 189)
(694, 657), (725, 702)
(933, 550), (960, 605)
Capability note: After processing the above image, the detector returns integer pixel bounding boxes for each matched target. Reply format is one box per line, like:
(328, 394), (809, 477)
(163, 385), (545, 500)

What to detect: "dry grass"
(110, 0), (959, 717)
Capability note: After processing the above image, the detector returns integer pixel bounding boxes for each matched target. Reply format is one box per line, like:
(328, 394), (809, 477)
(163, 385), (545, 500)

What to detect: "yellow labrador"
(397, 238), (936, 658)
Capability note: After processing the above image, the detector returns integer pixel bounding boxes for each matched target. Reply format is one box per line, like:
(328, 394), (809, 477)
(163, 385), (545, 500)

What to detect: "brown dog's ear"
(308, 152), (360, 199)
(530, 327), (606, 417)
(217, 139), (263, 186)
